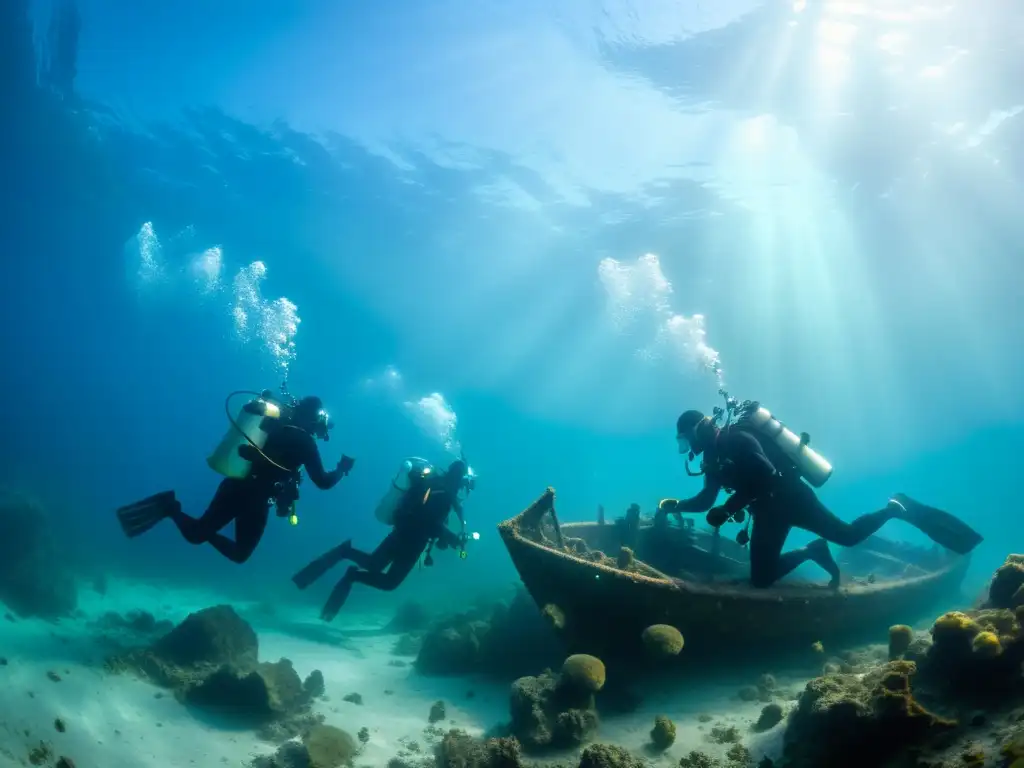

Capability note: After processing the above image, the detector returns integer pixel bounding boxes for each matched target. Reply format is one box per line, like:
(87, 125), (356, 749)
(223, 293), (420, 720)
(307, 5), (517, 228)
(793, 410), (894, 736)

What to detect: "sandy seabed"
(0, 579), (794, 768)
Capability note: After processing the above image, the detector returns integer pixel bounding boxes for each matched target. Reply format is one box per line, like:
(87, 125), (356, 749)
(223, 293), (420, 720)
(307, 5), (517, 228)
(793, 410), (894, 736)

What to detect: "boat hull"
(499, 489), (970, 660)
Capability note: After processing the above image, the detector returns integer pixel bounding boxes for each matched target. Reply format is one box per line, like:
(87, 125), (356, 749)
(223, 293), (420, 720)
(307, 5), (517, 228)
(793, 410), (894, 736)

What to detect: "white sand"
(0, 580), (797, 767)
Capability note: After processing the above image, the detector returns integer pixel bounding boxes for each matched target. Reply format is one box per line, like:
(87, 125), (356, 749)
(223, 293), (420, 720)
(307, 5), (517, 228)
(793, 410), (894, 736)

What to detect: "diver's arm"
(674, 477), (722, 513)
(303, 435), (345, 490)
(721, 431), (777, 514)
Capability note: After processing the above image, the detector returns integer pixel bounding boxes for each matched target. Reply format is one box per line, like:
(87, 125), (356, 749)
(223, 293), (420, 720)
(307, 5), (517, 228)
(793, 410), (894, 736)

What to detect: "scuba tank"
(374, 457), (434, 525)
(207, 386), (295, 479)
(734, 401), (833, 488)
(687, 390), (834, 489)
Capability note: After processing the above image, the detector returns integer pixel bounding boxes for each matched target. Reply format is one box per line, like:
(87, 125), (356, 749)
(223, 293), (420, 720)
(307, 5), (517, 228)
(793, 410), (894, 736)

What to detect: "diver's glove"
(337, 455), (355, 476)
(706, 506), (730, 528)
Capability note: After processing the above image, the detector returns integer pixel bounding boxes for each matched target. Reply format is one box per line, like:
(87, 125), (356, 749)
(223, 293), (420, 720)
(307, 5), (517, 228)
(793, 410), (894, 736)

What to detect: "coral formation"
(782, 659), (955, 766)
(888, 624), (913, 660)
(649, 715), (675, 750)
(578, 743), (645, 768)
(640, 625), (684, 658)
(987, 554), (1024, 610)
(508, 655), (605, 752)
(0, 492), (77, 618)
(775, 554), (1024, 767)
(561, 654), (606, 693)
(435, 730), (522, 768)
(107, 605), (324, 741)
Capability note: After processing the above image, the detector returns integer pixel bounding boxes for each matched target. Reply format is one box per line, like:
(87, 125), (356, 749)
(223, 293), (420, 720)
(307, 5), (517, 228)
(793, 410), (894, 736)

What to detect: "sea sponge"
(971, 631), (1002, 658)
(541, 604), (566, 631)
(649, 715), (675, 750)
(641, 625), (684, 657)
(561, 654), (606, 693)
(888, 624), (913, 660)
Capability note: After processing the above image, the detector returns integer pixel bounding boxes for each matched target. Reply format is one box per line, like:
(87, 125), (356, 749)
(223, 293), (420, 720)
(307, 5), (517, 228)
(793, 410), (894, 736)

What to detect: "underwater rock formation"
(387, 600), (432, 634)
(249, 725), (358, 768)
(508, 654), (604, 752)
(107, 604), (325, 741)
(782, 660), (956, 767)
(777, 554), (1024, 768)
(415, 589), (562, 679)
(0, 492), (77, 618)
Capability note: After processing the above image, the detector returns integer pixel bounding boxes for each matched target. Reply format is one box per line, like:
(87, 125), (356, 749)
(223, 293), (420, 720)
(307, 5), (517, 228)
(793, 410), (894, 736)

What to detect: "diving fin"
(891, 493), (983, 555)
(320, 569), (356, 622)
(116, 491), (177, 538)
(292, 540), (353, 590)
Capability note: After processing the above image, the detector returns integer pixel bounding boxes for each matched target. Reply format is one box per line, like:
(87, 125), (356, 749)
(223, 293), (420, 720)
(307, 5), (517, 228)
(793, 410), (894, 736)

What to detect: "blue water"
(3, 0), (1023, 618)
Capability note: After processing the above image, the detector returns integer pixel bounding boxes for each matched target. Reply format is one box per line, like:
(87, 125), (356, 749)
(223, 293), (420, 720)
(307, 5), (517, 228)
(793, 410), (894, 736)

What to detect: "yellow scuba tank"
(740, 404), (833, 488)
(374, 457), (433, 525)
(207, 394), (286, 479)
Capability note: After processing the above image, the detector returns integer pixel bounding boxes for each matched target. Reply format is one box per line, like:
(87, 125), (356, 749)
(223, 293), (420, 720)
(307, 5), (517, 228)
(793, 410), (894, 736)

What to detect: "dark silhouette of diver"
(116, 395), (354, 564)
(658, 409), (983, 588)
(293, 459), (472, 621)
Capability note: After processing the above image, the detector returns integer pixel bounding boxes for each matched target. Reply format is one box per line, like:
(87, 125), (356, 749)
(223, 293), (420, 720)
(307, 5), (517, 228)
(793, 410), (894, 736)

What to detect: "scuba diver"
(292, 457), (475, 622)
(658, 394), (983, 589)
(115, 388), (355, 564)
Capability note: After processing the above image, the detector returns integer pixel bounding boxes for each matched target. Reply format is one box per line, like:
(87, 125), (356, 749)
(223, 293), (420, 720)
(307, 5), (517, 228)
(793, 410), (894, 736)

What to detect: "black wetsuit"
(672, 427), (898, 587)
(293, 470), (462, 620)
(171, 422), (344, 563)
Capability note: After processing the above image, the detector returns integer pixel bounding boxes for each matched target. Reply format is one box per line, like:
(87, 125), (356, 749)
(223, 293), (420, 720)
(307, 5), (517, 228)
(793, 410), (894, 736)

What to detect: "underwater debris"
(106, 604), (325, 742)
(342, 692), (363, 705)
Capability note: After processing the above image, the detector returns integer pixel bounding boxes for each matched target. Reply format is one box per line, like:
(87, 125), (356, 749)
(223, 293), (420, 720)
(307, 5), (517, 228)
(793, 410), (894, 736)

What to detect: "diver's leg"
(319, 537), (424, 622)
(205, 503), (270, 564)
(796, 494), (897, 548)
(352, 539), (424, 592)
(748, 513), (793, 588)
(168, 479), (242, 545)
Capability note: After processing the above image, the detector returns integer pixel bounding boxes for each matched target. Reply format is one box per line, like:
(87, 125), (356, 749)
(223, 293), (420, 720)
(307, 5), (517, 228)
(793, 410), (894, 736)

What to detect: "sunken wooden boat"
(498, 488), (970, 661)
